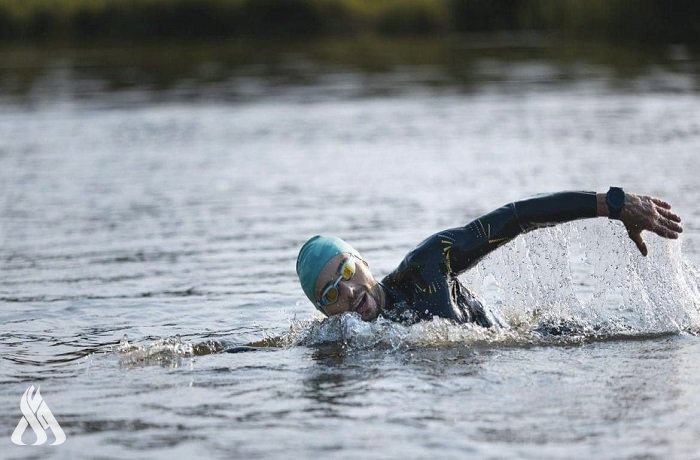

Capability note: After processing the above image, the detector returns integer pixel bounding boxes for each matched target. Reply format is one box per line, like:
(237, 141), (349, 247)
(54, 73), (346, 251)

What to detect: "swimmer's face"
(314, 253), (383, 321)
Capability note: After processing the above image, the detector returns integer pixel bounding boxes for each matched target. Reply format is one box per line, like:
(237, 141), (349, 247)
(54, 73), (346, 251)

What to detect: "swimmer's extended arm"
(438, 191), (682, 276)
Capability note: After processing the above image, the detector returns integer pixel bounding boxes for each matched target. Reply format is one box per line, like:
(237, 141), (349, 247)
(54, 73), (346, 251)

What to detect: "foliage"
(0, 0), (697, 42)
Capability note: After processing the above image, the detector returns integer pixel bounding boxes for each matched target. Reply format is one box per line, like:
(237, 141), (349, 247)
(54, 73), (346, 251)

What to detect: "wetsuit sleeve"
(437, 191), (597, 276)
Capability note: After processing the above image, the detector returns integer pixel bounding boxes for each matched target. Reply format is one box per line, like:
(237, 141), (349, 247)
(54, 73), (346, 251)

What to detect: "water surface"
(1, 39), (699, 459)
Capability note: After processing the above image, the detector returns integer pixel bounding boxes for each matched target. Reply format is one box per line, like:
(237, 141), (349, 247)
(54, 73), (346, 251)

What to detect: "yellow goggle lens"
(324, 288), (339, 303)
(340, 259), (355, 280)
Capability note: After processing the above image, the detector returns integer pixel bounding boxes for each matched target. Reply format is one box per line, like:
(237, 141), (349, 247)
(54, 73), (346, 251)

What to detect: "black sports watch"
(606, 186), (625, 219)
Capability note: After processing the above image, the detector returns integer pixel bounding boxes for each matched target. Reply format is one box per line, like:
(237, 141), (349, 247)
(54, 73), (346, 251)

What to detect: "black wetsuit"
(379, 191), (598, 327)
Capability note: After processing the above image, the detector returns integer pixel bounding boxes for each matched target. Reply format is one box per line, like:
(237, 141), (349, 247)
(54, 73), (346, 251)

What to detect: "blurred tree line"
(0, 0), (698, 43)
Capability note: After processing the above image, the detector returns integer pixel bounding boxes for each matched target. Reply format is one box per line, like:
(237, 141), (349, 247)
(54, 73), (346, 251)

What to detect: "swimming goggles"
(316, 256), (357, 309)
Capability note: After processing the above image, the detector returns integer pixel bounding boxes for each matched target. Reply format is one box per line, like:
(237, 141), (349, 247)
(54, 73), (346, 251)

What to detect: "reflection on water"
(1, 37), (700, 106)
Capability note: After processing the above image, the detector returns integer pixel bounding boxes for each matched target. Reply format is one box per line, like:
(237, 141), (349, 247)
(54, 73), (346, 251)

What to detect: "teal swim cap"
(296, 235), (360, 310)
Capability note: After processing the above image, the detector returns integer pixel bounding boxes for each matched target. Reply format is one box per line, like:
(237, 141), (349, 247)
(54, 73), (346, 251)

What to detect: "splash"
(284, 221), (700, 350)
(461, 220), (700, 335)
(281, 313), (528, 350)
(116, 334), (224, 367)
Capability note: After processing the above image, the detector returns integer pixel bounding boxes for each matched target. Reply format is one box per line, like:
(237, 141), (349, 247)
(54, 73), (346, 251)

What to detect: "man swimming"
(296, 188), (683, 327)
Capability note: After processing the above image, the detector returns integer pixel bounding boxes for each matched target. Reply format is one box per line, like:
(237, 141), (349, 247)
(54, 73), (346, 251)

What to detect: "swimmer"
(296, 188), (683, 326)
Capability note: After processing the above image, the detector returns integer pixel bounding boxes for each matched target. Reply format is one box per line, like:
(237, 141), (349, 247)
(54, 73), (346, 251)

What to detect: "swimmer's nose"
(344, 282), (355, 297)
(343, 283), (358, 305)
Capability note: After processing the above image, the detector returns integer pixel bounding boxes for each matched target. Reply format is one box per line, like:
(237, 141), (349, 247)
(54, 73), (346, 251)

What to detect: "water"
(1, 39), (700, 459)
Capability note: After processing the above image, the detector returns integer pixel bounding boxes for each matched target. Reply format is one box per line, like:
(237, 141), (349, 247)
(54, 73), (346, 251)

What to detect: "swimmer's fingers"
(657, 207), (683, 225)
(628, 230), (648, 257)
(658, 216), (683, 234)
(651, 224), (680, 240)
(650, 197), (672, 209)
(650, 197), (683, 234)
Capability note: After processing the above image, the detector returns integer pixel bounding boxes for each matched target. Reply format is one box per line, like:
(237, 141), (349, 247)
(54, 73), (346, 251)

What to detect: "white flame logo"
(11, 385), (66, 446)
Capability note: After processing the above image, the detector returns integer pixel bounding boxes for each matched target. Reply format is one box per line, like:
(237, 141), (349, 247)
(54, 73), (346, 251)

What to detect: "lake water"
(1, 39), (699, 459)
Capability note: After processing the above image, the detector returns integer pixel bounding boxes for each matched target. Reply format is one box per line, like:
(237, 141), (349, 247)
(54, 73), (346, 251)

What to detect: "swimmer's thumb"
(628, 230), (648, 257)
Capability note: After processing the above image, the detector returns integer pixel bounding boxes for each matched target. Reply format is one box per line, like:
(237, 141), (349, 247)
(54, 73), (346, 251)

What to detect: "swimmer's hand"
(597, 192), (683, 256)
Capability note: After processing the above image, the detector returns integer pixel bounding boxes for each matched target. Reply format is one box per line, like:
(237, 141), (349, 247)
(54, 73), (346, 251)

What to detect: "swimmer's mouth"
(354, 292), (368, 315)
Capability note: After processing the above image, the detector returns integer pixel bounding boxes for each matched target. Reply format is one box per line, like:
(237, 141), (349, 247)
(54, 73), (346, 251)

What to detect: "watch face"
(608, 187), (625, 208)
